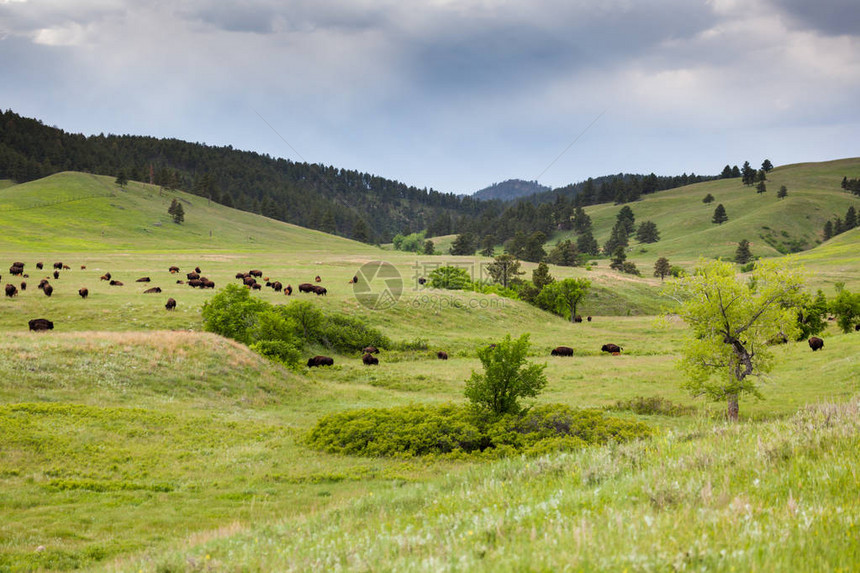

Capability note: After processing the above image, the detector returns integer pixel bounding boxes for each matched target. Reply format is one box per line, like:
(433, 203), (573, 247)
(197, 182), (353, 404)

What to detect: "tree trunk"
(727, 394), (739, 422)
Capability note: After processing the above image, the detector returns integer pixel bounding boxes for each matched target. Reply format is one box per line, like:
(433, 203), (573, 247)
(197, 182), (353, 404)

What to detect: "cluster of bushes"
(607, 395), (696, 417)
(306, 403), (653, 458)
(392, 231), (434, 254)
(202, 284), (390, 369)
(822, 205), (857, 241)
(427, 265), (520, 300)
(841, 176), (860, 196)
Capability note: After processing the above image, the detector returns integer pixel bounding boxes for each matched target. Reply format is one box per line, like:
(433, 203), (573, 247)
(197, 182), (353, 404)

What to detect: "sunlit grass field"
(0, 164), (857, 571)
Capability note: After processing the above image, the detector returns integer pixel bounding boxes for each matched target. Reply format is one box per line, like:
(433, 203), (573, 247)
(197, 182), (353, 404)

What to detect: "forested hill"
(0, 109), (490, 243)
(473, 179), (550, 201)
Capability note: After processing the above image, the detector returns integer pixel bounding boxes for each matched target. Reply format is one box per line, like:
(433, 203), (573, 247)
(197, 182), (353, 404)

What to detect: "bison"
(363, 346), (380, 354)
(855, 324), (860, 332)
(312, 285), (327, 296)
(587, 316), (592, 322)
(808, 337), (824, 351)
(36, 262), (44, 270)
(437, 351), (448, 360)
(28, 318), (53, 331)
(243, 276), (257, 287)
(169, 266), (180, 273)
(38, 279), (49, 290)
(62, 265), (70, 270)
(187, 279), (203, 288)
(573, 315), (583, 323)
(79, 288), (88, 299)
(235, 272), (247, 280)
(285, 284), (293, 296)
(418, 277), (427, 285)
(165, 297), (177, 311)
(43, 284), (53, 297)
(136, 277), (151, 282)
(53, 270), (59, 280)
(143, 286), (162, 294)
(186, 272), (200, 281)
(20, 281), (26, 291)
(109, 280), (124, 286)
(10, 266), (23, 276)
(298, 283), (314, 293)
(362, 353), (379, 365)
(201, 279), (215, 289)
(194, 266), (202, 274)
(271, 281), (283, 292)
(314, 275), (322, 283)
(249, 269), (263, 278)
(53, 262), (63, 270)
(601, 344), (622, 354)
(100, 273), (112, 281)
(551, 346), (574, 357)
(307, 355), (334, 368)
(5, 284), (18, 297)
(251, 283), (262, 290)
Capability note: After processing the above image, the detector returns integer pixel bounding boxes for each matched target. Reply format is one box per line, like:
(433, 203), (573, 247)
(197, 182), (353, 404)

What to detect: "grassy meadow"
(0, 164), (857, 572)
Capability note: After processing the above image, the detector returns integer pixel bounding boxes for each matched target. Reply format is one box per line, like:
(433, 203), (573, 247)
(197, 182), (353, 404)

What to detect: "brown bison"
(36, 262), (43, 270)
(100, 273), (111, 281)
(79, 288), (88, 299)
(601, 344), (622, 354)
(186, 272), (200, 281)
(298, 283), (314, 293)
(80, 265), (86, 270)
(271, 281), (283, 292)
(165, 298), (177, 311)
(855, 324), (860, 332)
(53, 262), (63, 270)
(62, 265), (70, 270)
(285, 284), (293, 296)
(187, 279), (203, 288)
(143, 286), (162, 294)
(28, 318), (53, 331)
(551, 346), (574, 357)
(136, 277), (151, 282)
(363, 346), (380, 354)
(243, 276), (257, 287)
(312, 286), (327, 296)
(437, 351), (448, 360)
(169, 266), (180, 273)
(201, 279), (215, 289)
(194, 266), (202, 274)
(10, 266), (23, 276)
(307, 355), (334, 368)
(5, 284), (18, 297)
(251, 283), (262, 290)
(235, 272), (247, 280)
(587, 316), (592, 322)
(249, 269), (263, 278)
(362, 353), (379, 365)
(53, 270), (59, 279)
(418, 277), (427, 285)
(20, 281), (26, 291)
(314, 275), (322, 282)
(808, 337), (824, 351)
(12, 261), (25, 268)
(573, 315), (583, 323)
(38, 279), (49, 290)
(109, 280), (124, 286)
(43, 284), (53, 297)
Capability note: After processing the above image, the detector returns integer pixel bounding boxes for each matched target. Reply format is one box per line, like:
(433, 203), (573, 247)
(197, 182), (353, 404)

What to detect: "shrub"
(202, 284), (271, 344)
(429, 266), (472, 290)
(464, 334), (547, 415)
(607, 395), (696, 417)
(321, 313), (391, 353)
(249, 340), (303, 370)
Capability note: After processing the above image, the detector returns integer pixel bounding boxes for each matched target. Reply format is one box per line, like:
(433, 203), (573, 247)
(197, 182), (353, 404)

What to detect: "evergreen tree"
(572, 206), (592, 233)
(735, 239), (753, 264)
(654, 257), (671, 281)
(603, 222), (629, 255)
(741, 161), (755, 186)
(609, 246), (627, 270)
(576, 229), (599, 256)
(845, 206), (857, 230)
(486, 254), (523, 288)
(479, 235), (496, 257)
(423, 239), (435, 255)
(731, 165), (741, 178)
(353, 219), (371, 243)
(703, 193), (714, 204)
(617, 205), (636, 235)
(169, 199), (185, 224)
(841, 176), (848, 190)
(777, 185), (787, 199)
(720, 165), (733, 178)
(635, 220), (660, 243)
(450, 232), (476, 256)
(546, 240), (580, 266)
(523, 231), (547, 262)
(712, 204), (728, 225)
(761, 159), (773, 172)
(756, 181), (767, 195)
(115, 170), (128, 188)
(531, 261), (555, 290)
(834, 217), (844, 235)
(756, 170), (767, 183)
(823, 220), (833, 241)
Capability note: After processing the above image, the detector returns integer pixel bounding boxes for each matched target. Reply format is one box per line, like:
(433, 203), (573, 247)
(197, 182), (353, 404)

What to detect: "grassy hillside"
(554, 158), (860, 268)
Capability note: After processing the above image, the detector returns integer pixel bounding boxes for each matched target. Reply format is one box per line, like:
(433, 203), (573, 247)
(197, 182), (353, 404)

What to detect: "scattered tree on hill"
(735, 239), (753, 264)
(572, 206), (592, 233)
(842, 176), (860, 196)
(731, 165), (741, 178)
(741, 161), (756, 186)
(531, 262), (555, 290)
(703, 193), (715, 204)
(756, 181), (767, 195)
(712, 204), (728, 225)
(830, 286), (860, 333)
(823, 220), (834, 240)
(720, 165), (733, 178)
(546, 240), (580, 266)
(429, 266), (472, 290)
(535, 278), (591, 323)
(617, 206), (636, 235)
(353, 219), (371, 243)
(576, 229), (600, 256)
(486, 254), (524, 289)
(609, 246), (627, 271)
(522, 231), (548, 263)
(845, 206), (857, 230)
(168, 198), (185, 224)
(636, 221), (660, 243)
(777, 185), (787, 200)
(450, 233), (476, 256)
(604, 222), (629, 255)
(464, 333), (548, 416)
(115, 170), (128, 189)
(761, 159), (774, 172)
(795, 290), (829, 341)
(423, 239), (435, 255)
(822, 206), (858, 240)
(480, 236), (496, 257)
(667, 258), (805, 422)
(654, 257), (671, 281)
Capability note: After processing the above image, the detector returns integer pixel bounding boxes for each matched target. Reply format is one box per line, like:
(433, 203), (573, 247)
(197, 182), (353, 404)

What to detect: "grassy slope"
(0, 165), (857, 571)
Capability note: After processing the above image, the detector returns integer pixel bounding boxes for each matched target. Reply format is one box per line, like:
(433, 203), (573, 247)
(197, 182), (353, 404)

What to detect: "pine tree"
(703, 193), (714, 204)
(603, 222), (629, 255)
(546, 240), (580, 266)
(450, 233), (476, 256)
(756, 170), (767, 183)
(720, 165), (733, 178)
(423, 239), (435, 255)
(823, 220), (833, 241)
(115, 170), (128, 188)
(731, 165), (741, 178)
(353, 219), (371, 243)
(479, 236), (496, 257)
(741, 161), (755, 186)
(531, 261), (555, 290)
(576, 229), (599, 256)
(635, 221), (660, 243)
(654, 257), (671, 280)
(756, 181), (767, 195)
(777, 185), (787, 200)
(845, 206), (857, 230)
(761, 159), (774, 172)
(712, 204), (728, 225)
(609, 246), (627, 271)
(617, 206), (636, 235)
(834, 217), (844, 235)
(572, 206), (592, 233)
(735, 239), (753, 264)
(170, 200), (185, 224)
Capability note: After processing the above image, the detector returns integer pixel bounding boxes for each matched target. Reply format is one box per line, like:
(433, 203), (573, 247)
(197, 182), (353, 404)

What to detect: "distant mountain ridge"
(473, 179), (550, 201)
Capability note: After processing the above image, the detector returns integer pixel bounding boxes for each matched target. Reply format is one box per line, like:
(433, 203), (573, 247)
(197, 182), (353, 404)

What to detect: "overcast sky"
(1, 0), (859, 194)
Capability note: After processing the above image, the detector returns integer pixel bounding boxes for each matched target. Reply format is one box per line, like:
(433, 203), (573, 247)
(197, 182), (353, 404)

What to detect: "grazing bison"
(573, 315), (583, 323)
(12, 262), (25, 268)
(312, 286), (327, 296)
(80, 265), (86, 270)
(855, 324), (860, 332)
(551, 346), (574, 357)
(53, 270), (59, 279)
(362, 353), (379, 365)
(20, 281), (26, 291)
(43, 284), (53, 297)
(38, 279), (49, 290)
(201, 279), (215, 289)
(100, 273), (111, 281)
(186, 272), (200, 281)
(808, 337), (824, 351)
(249, 270), (263, 278)
(109, 280), (123, 286)
(5, 284), (18, 297)
(251, 283), (262, 290)
(314, 275), (322, 283)
(62, 265), (70, 270)
(418, 277), (427, 285)
(243, 276), (257, 287)
(79, 288), (88, 299)
(307, 355), (334, 368)
(36, 262), (44, 270)
(28, 318), (53, 331)
(437, 351), (448, 360)
(271, 281), (283, 292)
(285, 284), (293, 296)
(176, 280), (185, 284)
(587, 316), (592, 322)
(298, 283), (314, 293)
(136, 277), (151, 282)
(143, 286), (162, 294)
(187, 279), (203, 288)
(53, 262), (63, 270)
(235, 272), (247, 280)
(169, 266), (180, 273)
(601, 344), (622, 354)
(363, 346), (380, 354)
(165, 297), (176, 311)
(10, 266), (23, 276)
(194, 266), (202, 274)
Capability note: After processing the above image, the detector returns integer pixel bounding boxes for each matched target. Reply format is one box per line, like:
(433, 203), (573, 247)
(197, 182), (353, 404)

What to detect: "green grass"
(0, 162), (857, 571)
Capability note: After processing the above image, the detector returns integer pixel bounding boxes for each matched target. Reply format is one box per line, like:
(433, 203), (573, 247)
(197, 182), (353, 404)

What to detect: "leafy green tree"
(535, 278), (590, 323)
(486, 254), (524, 289)
(666, 258), (805, 421)
(635, 221), (660, 243)
(735, 239), (753, 264)
(795, 290), (829, 340)
(712, 204), (728, 225)
(576, 229), (599, 256)
(202, 284), (271, 344)
(115, 170), (128, 188)
(429, 266), (472, 290)
(423, 239), (435, 255)
(464, 333), (548, 416)
(703, 193), (714, 204)
(777, 185), (787, 200)
(449, 233), (476, 256)
(830, 287), (860, 333)
(609, 246), (627, 270)
(654, 257), (671, 281)
(756, 181), (767, 195)
(546, 239), (580, 266)
(531, 262), (555, 290)
(761, 159), (773, 172)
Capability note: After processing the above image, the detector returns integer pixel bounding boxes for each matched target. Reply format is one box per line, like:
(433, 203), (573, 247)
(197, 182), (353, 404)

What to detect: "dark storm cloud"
(770, 0), (860, 37)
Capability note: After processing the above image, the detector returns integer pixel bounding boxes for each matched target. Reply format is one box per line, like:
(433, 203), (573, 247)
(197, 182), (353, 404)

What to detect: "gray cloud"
(770, 0), (860, 36)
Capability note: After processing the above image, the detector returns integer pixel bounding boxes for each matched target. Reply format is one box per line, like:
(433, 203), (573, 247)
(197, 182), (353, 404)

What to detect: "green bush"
(606, 395), (696, 417)
(249, 340), (303, 370)
(306, 403), (652, 459)
(321, 313), (391, 353)
(429, 266), (472, 290)
(202, 284), (271, 344)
